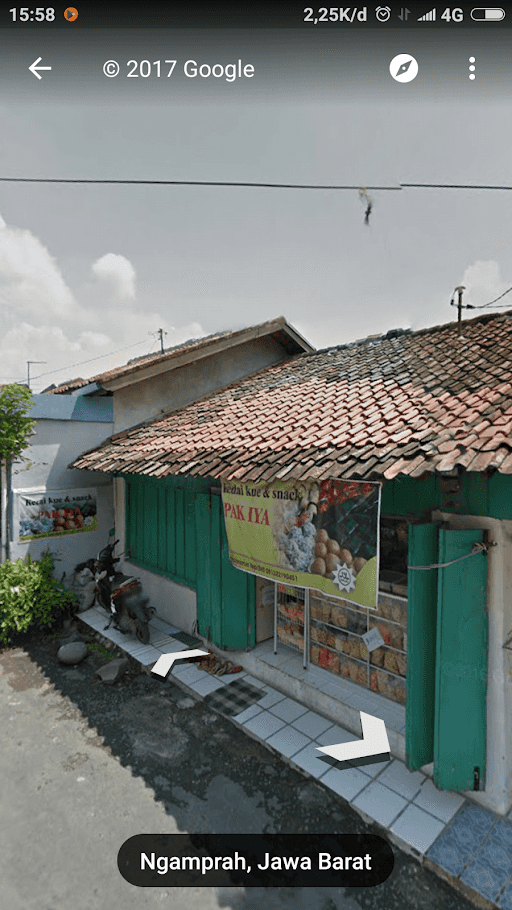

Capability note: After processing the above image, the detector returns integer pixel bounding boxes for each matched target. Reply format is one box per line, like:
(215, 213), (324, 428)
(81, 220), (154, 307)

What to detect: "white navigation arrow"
(151, 648), (208, 679)
(316, 712), (390, 763)
(29, 57), (52, 80)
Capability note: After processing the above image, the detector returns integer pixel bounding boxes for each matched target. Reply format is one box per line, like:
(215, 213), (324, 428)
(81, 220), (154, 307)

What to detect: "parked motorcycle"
(74, 540), (155, 644)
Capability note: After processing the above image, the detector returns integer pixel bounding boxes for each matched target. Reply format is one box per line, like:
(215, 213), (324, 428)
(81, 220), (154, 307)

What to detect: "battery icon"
(471, 7), (505, 19)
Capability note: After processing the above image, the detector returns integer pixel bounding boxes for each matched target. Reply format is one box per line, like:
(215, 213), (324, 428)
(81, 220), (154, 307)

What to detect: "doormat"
(172, 631), (202, 646)
(203, 679), (267, 717)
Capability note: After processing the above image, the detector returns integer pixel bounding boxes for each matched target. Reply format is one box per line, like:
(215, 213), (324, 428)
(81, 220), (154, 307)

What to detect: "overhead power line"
(1, 178), (512, 190)
(1, 337), (153, 386)
(450, 285), (512, 314)
(0, 177), (401, 190)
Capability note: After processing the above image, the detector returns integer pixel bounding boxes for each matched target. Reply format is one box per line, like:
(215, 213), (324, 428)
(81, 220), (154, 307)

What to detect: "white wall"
(10, 408), (114, 584)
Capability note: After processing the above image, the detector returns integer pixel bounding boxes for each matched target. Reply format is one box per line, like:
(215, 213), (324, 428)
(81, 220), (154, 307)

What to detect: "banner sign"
(18, 488), (98, 541)
(221, 478), (380, 608)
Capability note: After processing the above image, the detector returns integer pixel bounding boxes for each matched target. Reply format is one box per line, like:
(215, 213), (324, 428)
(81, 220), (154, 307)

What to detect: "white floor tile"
(220, 671), (248, 684)
(316, 725), (359, 748)
(241, 676), (267, 688)
(377, 760), (425, 801)
(256, 689), (287, 709)
(80, 611), (101, 626)
(291, 743), (333, 779)
(242, 711), (287, 740)
(351, 780), (408, 828)
(232, 704), (263, 724)
(150, 618), (180, 634)
(259, 652), (296, 667)
(156, 641), (191, 654)
(172, 665), (208, 684)
(322, 683), (354, 700)
(269, 698), (309, 724)
(126, 646), (163, 665)
(377, 709), (406, 733)
(188, 676), (226, 696)
(102, 630), (129, 646)
(291, 711), (333, 739)
(390, 804), (446, 854)
(322, 766), (371, 802)
(412, 778), (465, 822)
(266, 725), (312, 759)
(355, 757), (392, 779)
(283, 663), (308, 679)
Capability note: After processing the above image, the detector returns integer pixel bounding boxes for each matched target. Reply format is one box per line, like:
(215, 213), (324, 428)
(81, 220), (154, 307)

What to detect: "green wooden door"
(195, 493), (255, 650)
(406, 525), (488, 791)
(406, 524), (438, 771)
(434, 528), (488, 791)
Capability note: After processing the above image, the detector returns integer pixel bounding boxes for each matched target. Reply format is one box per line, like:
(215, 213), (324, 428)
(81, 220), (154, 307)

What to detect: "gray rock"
(95, 657), (129, 685)
(57, 641), (89, 665)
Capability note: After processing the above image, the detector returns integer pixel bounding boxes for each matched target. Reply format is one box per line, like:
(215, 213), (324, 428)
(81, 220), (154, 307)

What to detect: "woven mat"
(203, 678), (267, 716)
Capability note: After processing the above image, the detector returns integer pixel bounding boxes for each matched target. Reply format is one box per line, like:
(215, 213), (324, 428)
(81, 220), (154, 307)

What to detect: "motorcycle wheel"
(135, 623), (150, 645)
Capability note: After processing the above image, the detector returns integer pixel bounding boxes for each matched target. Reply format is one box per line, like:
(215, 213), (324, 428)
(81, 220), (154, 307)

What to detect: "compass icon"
(389, 54), (418, 82)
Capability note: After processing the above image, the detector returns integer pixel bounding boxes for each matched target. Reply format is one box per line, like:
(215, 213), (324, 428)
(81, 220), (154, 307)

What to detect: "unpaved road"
(0, 633), (477, 910)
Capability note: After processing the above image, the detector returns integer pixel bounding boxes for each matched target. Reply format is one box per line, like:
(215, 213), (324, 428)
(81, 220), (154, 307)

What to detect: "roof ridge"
(300, 307), (512, 359)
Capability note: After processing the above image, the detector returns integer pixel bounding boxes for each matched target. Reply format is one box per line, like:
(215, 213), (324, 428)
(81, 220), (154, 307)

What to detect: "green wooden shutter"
(406, 523), (439, 771)
(195, 493), (218, 642)
(219, 495), (256, 650)
(434, 528), (488, 791)
(406, 525), (488, 791)
(195, 493), (255, 650)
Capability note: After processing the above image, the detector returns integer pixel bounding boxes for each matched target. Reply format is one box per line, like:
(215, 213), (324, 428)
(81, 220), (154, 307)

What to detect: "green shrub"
(0, 552), (77, 646)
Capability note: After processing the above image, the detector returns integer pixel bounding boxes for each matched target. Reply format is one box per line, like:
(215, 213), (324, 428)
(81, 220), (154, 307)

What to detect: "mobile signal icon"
(418, 7), (436, 19)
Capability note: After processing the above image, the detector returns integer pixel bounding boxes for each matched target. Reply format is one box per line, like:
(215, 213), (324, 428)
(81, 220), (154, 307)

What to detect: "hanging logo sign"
(18, 488), (98, 541)
(221, 478), (380, 608)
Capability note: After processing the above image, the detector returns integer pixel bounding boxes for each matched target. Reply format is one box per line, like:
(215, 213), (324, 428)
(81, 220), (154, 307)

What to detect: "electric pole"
(157, 328), (167, 353)
(27, 361), (46, 389)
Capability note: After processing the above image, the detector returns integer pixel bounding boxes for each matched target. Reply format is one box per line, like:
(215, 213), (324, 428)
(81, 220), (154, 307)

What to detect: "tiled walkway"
(80, 607), (512, 909)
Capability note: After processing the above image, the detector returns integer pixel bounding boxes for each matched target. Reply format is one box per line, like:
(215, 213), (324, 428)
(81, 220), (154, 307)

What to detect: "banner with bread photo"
(221, 478), (380, 608)
(18, 488), (98, 541)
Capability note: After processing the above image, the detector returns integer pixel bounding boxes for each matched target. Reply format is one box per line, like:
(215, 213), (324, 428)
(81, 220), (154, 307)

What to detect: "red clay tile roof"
(71, 310), (512, 483)
(45, 317), (312, 394)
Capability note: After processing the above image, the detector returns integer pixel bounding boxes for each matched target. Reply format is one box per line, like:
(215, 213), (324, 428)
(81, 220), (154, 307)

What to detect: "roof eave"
(99, 318), (313, 391)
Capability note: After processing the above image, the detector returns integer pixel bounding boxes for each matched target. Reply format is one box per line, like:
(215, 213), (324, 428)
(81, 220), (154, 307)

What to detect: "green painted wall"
(381, 472), (512, 520)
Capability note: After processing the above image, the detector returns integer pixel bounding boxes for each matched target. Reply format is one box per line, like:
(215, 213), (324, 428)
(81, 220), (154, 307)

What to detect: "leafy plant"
(0, 552), (77, 646)
(87, 642), (117, 660)
(0, 384), (35, 464)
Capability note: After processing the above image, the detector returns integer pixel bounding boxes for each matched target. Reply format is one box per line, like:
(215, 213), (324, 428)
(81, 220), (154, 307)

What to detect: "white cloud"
(0, 212), (79, 322)
(459, 260), (510, 309)
(0, 212), (206, 391)
(79, 331), (111, 348)
(91, 253), (136, 300)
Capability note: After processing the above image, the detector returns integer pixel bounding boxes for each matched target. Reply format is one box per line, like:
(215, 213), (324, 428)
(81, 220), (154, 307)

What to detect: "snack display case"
(309, 591), (407, 704)
(274, 583), (309, 668)
(272, 585), (407, 705)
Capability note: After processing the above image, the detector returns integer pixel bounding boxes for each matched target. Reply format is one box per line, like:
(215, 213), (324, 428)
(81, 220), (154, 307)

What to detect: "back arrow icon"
(29, 57), (52, 80)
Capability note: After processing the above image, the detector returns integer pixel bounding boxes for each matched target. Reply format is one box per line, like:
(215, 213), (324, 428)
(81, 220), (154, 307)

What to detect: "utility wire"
(471, 286), (512, 309)
(0, 177), (401, 190)
(2, 337), (152, 386)
(450, 286), (512, 313)
(3, 178), (512, 190)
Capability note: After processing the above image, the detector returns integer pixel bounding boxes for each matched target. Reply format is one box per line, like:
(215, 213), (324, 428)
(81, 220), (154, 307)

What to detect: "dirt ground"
(0, 624), (479, 910)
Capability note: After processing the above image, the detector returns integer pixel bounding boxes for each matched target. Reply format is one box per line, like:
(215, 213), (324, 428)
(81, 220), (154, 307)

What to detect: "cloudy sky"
(0, 22), (511, 392)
